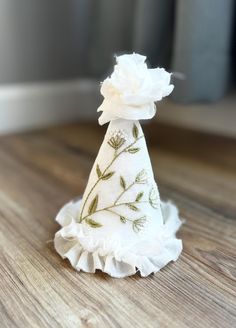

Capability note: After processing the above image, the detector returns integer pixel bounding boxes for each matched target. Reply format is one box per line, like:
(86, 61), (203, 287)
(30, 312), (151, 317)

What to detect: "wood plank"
(0, 123), (235, 328)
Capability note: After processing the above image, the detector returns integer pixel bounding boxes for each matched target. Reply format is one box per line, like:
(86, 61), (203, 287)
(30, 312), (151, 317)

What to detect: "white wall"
(0, 0), (92, 84)
(0, 79), (100, 134)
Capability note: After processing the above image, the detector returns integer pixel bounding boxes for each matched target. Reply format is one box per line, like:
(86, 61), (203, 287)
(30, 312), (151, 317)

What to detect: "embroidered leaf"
(135, 192), (144, 202)
(135, 169), (148, 184)
(120, 176), (126, 190)
(128, 148), (140, 154)
(96, 164), (102, 178)
(127, 204), (139, 211)
(88, 195), (98, 214)
(149, 187), (159, 209)
(132, 124), (139, 139)
(120, 216), (127, 224)
(85, 218), (102, 228)
(101, 171), (115, 180)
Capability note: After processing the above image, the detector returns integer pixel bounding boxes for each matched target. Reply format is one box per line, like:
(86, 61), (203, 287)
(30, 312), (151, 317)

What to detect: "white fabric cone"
(54, 119), (182, 278)
(54, 53), (182, 278)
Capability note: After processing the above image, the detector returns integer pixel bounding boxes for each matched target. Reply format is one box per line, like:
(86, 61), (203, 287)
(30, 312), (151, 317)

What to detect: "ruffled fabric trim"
(54, 199), (183, 278)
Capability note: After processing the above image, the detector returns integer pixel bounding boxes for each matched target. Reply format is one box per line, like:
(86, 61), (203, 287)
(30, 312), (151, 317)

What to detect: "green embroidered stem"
(79, 178), (101, 222)
(105, 208), (120, 217)
(78, 124), (153, 233)
(105, 209), (134, 223)
(105, 208), (147, 232)
(114, 181), (136, 205)
(79, 134), (144, 222)
(81, 200), (149, 222)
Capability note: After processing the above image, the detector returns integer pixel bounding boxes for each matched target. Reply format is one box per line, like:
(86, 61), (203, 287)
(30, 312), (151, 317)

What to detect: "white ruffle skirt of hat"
(54, 199), (182, 278)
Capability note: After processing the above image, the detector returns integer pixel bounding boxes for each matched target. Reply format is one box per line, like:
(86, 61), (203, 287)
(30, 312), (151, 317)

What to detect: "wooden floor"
(0, 122), (235, 328)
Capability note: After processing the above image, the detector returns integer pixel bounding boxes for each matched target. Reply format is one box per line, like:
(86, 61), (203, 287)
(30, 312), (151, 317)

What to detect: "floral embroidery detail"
(96, 164), (102, 178)
(85, 218), (102, 228)
(101, 171), (115, 180)
(96, 164), (114, 180)
(79, 124), (159, 233)
(107, 129), (128, 139)
(107, 131), (126, 150)
(120, 176), (126, 190)
(149, 187), (159, 209)
(135, 169), (148, 184)
(127, 203), (140, 212)
(135, 192), (144, 202)
(127, 147), (140, 154)
(88, 195), (99, 215)
(132, 216), (147, 233)
(132, 124), (139, 139)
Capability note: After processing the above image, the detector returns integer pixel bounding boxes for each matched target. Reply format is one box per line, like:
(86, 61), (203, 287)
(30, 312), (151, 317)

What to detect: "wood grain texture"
(0, 122), (235, 328)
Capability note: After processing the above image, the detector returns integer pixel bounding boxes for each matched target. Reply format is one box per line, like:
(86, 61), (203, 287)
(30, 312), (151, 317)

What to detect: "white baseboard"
(0, 79), (101, 135)
(157, 93), (236, 138)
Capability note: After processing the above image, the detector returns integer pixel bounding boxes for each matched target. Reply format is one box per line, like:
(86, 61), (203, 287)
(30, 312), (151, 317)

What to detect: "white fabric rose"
(97, 53), (174, 125)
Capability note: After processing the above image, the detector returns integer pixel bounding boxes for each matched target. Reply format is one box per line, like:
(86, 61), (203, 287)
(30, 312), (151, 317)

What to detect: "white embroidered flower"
(98, 53), (174, 125)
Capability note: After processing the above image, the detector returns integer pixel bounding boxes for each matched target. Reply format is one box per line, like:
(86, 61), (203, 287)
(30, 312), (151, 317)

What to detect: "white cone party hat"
(54, 53), (182, 278)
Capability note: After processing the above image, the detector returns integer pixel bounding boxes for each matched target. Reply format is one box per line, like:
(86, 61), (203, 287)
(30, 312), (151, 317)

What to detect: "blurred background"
(0, 0), (235, 136)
